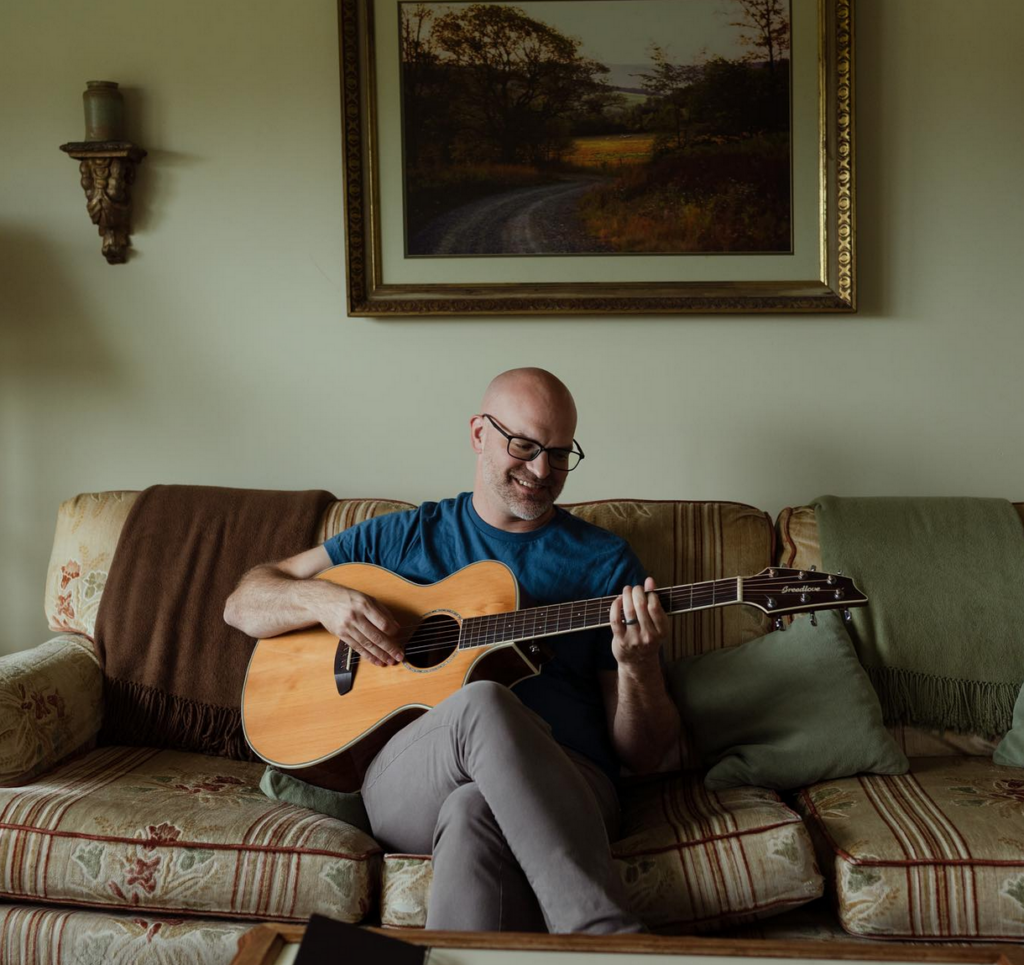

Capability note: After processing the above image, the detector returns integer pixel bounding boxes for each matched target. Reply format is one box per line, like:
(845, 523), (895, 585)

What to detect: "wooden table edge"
(232, 924), (1024, 965)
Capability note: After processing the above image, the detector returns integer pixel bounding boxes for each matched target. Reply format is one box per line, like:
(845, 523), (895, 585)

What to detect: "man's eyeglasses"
(481, 414), (585, 472)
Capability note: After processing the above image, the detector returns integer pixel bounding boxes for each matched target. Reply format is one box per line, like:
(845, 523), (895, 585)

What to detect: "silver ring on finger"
(623, 617), (639, 626)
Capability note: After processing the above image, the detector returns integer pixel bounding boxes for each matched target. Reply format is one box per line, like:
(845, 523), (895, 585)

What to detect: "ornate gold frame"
(338, 0), (855, 316)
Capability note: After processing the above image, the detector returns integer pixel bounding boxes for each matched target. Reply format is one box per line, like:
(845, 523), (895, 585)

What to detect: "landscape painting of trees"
(400, 0), (792, 257)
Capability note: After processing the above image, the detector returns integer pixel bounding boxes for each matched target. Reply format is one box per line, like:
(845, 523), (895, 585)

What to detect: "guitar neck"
(458, 579), (740, 650)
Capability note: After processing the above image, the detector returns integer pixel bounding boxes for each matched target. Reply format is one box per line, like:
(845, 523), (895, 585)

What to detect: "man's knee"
(434, 783), (498, 850)
(446, 681), (546, 733)
(445, 679), (516, 719)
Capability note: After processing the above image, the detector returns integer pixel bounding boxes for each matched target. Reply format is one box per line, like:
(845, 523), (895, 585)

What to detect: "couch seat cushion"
(0, 746), (380, 922)
(796, 756), (1024, 940)
(0, 902), (250, 965)
(613, 772), (823, 930)
(379, 772), (823, 931)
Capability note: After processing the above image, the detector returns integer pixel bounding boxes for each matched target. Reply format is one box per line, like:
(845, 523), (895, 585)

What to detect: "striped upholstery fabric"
(0, 903), (250, 965)
(318, 498), (415, 541)
(380, 772), (823, 932)
(796, 756), (1024, 940)
(774, 504), (1010, 759)
(0, 745), (380, 922)
(565, 500), (773, 662)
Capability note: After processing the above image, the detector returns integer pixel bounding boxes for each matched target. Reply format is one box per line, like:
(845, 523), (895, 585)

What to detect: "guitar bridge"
(334, 642), (353, 696)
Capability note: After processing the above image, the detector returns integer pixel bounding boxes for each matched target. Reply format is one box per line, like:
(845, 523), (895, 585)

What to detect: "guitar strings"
(339, 578), (844, 651)
(333, 583), (849, 664)
(339, 576), (843, 642)
(383, 577), (841, 639)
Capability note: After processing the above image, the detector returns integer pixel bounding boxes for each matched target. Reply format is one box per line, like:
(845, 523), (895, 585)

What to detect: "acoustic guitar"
(241, 561), (867, 791)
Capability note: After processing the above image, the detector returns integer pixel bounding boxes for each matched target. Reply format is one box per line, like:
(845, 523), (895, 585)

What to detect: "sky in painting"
(406, 0), (759, 68)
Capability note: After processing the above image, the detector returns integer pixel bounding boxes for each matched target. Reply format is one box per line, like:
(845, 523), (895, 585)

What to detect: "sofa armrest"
(0, 634), (103, 786)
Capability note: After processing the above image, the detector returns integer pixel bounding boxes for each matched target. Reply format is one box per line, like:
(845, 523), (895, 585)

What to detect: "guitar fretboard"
(457, 579), (740, 649)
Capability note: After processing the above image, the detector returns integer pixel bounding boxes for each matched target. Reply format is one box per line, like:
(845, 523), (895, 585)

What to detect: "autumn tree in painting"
(638, 45), (701, 151)
(729, 0), (791, 73)
(403, 3), (608, 167)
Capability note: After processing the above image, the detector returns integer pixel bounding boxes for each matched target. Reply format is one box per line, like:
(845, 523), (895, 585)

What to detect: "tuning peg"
(773, 617), (786, 632)
(809, 611), (817, 627)
(842, 609), (852, 624)
(809, 565), (817, 572)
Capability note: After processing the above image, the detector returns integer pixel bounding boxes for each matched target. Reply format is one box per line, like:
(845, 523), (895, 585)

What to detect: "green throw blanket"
(813, 496), (1024, 737)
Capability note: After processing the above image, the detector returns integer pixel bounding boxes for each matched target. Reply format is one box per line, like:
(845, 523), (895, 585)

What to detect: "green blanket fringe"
(865, 666), (1020, 738)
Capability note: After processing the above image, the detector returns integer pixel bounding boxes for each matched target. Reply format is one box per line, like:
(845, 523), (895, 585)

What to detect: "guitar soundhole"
(404, 612), (461, 669)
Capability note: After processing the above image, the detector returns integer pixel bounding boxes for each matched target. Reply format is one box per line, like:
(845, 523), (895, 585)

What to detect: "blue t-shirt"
(322, 492), (646, 782)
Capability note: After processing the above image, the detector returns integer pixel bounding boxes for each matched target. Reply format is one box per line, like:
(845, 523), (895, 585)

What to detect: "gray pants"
(361, 680), (643, 934)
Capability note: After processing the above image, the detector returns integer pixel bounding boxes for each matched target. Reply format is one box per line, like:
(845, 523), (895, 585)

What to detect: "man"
(224, 368), (681, 934)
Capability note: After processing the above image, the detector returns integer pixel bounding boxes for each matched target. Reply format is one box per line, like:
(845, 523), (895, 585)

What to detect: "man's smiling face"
(479, 413), (571, 522)
(471, 368), (579, 532)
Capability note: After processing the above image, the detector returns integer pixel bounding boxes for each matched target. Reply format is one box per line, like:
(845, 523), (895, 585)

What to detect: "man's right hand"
(323, 586), (404, 667)
(225, 544), (403, 667)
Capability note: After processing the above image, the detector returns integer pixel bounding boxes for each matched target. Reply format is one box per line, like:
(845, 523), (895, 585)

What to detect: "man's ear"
(469, 415), (485, 454)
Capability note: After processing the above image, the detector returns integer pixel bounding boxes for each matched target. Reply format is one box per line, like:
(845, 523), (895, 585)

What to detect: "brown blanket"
(94, 484), (335, 759)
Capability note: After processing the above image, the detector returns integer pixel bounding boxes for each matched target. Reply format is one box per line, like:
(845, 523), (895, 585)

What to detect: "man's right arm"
(223, 546), (404, 667)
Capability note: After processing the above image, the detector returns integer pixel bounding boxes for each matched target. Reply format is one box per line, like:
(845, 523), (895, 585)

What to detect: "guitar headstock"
(743, 567), (868, 617)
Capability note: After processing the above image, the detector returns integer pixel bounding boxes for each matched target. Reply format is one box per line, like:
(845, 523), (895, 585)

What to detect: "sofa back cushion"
(47, 493), (774, 665)
(44, 492), (415, 640)
(775, 503), (1024, 758)
(564, 500), (773, 661)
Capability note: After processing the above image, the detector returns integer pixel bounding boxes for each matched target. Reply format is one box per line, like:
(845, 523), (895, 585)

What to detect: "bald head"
(480, 368), (577, 434)
(471, 368), (578, 530)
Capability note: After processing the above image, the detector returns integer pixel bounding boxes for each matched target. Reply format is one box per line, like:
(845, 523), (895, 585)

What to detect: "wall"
(1, 0), (1022, 656)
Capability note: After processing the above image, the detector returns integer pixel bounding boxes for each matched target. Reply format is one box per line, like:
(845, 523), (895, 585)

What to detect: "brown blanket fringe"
(100, 676), (257, 761)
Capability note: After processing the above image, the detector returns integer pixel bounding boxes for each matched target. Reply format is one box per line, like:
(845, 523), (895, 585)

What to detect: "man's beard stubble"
(482, 453), (564, 522)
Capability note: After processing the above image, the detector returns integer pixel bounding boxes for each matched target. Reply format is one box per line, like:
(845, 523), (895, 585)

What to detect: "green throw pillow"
(994, 684), (1024, 767)
(260, 766), (372, 834)
(667, 609), (909, 791)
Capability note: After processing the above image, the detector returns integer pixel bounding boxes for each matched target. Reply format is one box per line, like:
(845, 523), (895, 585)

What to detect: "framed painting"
(338, 0), (854, 315)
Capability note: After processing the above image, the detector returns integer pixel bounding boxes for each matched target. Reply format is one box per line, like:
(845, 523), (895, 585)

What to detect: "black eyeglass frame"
(480, 413), (585, 472)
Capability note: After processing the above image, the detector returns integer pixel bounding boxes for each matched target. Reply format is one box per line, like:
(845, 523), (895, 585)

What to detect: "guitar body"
(241, 560), (538, 790)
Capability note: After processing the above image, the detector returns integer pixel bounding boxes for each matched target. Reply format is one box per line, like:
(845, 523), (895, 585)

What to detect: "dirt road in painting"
(409, 175), (613, 256)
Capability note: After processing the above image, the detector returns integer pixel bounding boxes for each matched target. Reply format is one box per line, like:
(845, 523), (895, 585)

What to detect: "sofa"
(0, 491), (1020, 963)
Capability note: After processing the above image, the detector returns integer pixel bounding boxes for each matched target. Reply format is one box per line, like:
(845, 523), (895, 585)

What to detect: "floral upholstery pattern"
(774, 504), (1009, 759)
(44, 492), (139, 640)
(0, 745), (380, 923)
(0, 903), (249, 965)
(797, 756), (1024, 940)
(380, 772), (823, 932)
(0, 634), (103, 786)
(380, 855), (434, 929)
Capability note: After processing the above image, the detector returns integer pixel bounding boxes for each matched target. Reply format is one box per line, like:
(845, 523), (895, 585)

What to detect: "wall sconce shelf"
(59, 140), (147, 264)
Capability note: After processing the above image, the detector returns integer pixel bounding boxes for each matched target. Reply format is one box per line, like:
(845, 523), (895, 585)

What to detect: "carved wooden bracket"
(59, 141), (147, 264)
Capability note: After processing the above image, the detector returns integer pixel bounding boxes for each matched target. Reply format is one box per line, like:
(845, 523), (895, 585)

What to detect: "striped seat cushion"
(380, 772), (823, 931)
(0, 746), (380, 922)
(0, 903), (250, 965)
(796, 756), (1024, 940)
